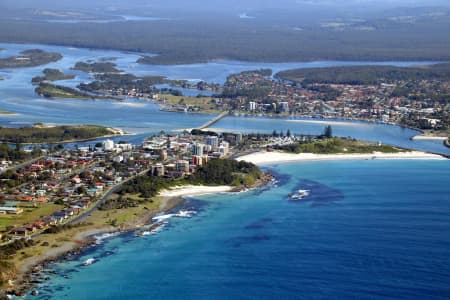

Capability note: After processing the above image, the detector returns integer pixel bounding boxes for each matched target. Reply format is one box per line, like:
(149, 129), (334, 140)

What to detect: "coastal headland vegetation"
(103, 159), (263, 210)
(274, 137), (401, 154)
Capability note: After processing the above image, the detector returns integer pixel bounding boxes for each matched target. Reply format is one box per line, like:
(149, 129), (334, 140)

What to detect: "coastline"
(4, 194), (185, 298)
(0, 127), (134, 145)
(159, 185), (234, 197)
(411, 135), (448, 141)
(3, 182), (256, 297)
(237, 150), (445, 165)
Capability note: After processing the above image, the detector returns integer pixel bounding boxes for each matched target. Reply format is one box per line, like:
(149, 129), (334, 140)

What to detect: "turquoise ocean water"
(1, 43), (449, 299)
(25, 159), (450, 299)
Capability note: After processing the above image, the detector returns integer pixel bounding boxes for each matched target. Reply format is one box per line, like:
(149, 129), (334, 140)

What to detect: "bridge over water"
(197, 111), (230, 130)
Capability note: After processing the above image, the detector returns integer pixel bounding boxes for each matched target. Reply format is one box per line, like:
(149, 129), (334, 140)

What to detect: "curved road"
(68, 168), (151, 225)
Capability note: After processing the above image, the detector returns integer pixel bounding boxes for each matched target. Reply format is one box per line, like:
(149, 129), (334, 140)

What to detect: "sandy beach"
(412, 135), (448, 141)
(159, 185), (233, 197)
(237, 151), (445, 165)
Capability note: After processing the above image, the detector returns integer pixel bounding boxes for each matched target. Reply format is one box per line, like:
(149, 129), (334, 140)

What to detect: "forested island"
(72, 61), (122, 73)
(31, 68), (75, 83)
(78, 73), (165, 95)
(0, 49), (62, 69)
(35, 83), (116, 100)
(0, 125), (120, 143)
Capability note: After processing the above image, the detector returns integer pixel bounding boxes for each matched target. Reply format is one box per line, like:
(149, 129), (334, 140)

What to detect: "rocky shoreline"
(1, 171), (273, 298)
(1, 195), (184, 299)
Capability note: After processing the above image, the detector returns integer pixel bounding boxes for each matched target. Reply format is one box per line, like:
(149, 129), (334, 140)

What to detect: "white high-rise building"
(280, 102), (290, 113)
(249, 101), (257, 111)
(192, 143), (205, 156)
(102, 139), (115, 151)
(218, 141), (230, 156)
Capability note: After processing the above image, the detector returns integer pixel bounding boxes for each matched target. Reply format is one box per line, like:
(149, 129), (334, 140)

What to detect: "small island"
(0, 125), (124, 143)
(35, 83), (117, 100)
(72, 61), (122, 74)
(31, 68), (75, 83)
(0, 49), (62, 69)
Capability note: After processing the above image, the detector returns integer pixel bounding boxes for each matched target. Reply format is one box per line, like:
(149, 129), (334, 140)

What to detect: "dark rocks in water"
(289, 179), (344, 206)
(30, 279), (42, 284)
(244, 218), (273, 230)
(228, 234), (271, 248)
(31, 289), (39, 296)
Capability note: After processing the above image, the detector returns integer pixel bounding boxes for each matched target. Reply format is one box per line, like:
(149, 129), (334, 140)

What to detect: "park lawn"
(0, 203), (63, 231)
(160, 95), (215, 108)
(86, 194), (163, 228)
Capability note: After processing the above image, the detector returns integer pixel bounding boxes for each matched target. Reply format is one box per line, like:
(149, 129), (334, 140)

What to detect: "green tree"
(272, 130), (277, 137)
(324, 125), (333, 138)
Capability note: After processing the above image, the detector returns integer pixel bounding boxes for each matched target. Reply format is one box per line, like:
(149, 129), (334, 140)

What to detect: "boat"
(289, 189), (310, 200)
(81, 258), (96, 266)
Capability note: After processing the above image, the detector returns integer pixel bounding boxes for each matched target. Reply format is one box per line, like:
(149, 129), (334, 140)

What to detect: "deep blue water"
(25, 160), (450, 299)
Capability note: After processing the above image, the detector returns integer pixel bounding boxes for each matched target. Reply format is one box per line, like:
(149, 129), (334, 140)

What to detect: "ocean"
(25, 159), (450, 299)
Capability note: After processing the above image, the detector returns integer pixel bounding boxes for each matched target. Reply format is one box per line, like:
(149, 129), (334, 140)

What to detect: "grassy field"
(89, 194), (166, 228)
(158, 95), (220, 113)
(0, 203), (63, 231)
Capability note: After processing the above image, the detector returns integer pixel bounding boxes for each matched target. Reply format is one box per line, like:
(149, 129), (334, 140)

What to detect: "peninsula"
(0, 125), (125, 143)
(35, 83), (118, 100)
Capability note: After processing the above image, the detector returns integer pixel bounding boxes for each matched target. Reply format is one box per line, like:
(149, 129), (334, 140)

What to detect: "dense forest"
(0, 125), (113, 143)
(0, 14), (449, 64)
(276, 64), (450, 85)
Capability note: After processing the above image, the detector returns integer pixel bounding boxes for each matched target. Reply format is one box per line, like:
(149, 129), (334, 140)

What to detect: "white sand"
(159, 185), (233, 197)
(237, 151), (445, 165)
(286, 119), (372, 127)
(412, 135), (448, 141)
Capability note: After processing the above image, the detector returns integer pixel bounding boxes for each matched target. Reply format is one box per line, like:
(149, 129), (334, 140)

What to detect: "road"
(2, 156), (44, 173)
(67, 168), (151, 225)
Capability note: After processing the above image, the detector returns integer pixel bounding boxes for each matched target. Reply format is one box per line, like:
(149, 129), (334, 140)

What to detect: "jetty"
(197, 111), (230, 130)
